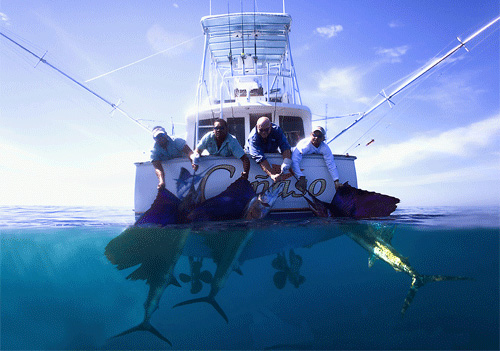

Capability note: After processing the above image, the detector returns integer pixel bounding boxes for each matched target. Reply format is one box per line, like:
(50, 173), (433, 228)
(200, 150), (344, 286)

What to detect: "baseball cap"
(152, 127), (167, 138)
(312, 126), (326, 138)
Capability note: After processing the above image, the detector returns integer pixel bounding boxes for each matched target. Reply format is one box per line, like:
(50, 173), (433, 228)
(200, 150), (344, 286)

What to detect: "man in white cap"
(151, 126), (197, 189)
(292, 126), (341, 192)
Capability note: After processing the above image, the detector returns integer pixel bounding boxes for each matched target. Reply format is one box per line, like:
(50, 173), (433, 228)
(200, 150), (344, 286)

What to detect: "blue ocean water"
(1, 205), (498, 350)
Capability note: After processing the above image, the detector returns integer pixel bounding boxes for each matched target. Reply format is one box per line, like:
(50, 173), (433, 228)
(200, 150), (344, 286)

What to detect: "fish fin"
(368, 254), (378, 268)
(126, 265), (148, 281)
(176, 167), (192, 192)
(111, 321), (172, 346)
(379, 224), (396, 244)
(401, 274), (473, 315)
(173, 296), (228, 323)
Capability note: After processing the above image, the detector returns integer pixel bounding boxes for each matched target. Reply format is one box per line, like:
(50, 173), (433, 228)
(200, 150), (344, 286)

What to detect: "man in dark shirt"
(245, 116), (291, 182)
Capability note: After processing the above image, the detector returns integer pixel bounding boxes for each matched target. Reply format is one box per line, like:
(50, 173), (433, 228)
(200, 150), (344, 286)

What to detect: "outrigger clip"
(34, 51), (48, 68)
(110, 98), (123, 116)
(379, 89), (395, 109)
(456, 37), (470, 52)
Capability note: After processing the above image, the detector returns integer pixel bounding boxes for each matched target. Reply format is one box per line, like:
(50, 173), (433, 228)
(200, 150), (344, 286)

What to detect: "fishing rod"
(0, 31), (152, 134)
(326, 15), (500, 145)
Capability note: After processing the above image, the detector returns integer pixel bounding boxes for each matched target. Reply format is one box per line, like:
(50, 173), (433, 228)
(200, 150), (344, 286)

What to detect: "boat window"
(227, 117), (245, 146)
(279, 115), (304, 147)
(197, 119), (214, 142)
(249, 113), (272, 132)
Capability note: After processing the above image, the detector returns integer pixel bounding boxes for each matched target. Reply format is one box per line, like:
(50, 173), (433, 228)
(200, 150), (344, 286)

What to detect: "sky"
(0, 0), (499, 208)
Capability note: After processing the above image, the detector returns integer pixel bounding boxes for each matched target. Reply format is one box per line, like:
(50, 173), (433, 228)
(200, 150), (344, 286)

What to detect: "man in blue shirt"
(245, 116), (291, 182)
(150, 126), (197, 189)
(193, 119), (250, 179)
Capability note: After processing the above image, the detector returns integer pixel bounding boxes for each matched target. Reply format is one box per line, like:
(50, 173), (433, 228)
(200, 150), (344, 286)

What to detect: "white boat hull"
(134, 154), (357, 217)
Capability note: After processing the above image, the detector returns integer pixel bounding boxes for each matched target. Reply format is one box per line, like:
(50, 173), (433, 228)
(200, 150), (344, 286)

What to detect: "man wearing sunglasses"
(245, 116), (292, 182)
(292, 126), (341, 193)
(192, 119), (250, 179)
(150, 126), (197, 189)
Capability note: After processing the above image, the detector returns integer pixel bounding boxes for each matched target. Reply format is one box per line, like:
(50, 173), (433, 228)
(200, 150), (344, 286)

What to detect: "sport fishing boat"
(2, 7), (496, 219)
(134, 11), (358, 217)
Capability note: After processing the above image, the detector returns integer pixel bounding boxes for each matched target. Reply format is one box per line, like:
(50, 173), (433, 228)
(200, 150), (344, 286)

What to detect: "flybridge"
(197, 13), (302, 107)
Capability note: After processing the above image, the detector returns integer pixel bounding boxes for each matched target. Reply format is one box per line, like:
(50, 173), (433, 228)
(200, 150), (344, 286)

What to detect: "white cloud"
(357, 114), (500, 173)
(412, 73), (486, 113)
(315, 24), (343, 39)
(317, 66), (370, 104)
(0, 12), (9, 25)
(146, 25), (194, 57)
(375, 45), (410, 63)
(388, 20), (403, 28)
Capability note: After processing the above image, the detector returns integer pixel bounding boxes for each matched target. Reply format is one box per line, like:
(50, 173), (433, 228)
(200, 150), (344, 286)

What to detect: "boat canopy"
(197, 12), (301, 108)
(201, 12), (292, 67)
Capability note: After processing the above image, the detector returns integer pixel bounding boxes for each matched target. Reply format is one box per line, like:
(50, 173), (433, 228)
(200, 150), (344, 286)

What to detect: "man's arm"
(240, 155), (250, 179)
(291, 147), (304, 178)
(258, 159), (281, 182)
(320, 143), (341, 190)
(152, 160), (166, 189)
(182, 144), (198, 171)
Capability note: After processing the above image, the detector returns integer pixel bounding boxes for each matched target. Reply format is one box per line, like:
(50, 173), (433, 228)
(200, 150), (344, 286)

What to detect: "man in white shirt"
(292, 126), (341, 192)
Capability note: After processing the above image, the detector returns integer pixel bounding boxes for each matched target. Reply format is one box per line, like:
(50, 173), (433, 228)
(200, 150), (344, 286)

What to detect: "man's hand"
(192, 163), (199, 171)
(295, 176), (307, 192)
(157, 181), (166, 189)
(334, 179), (342, 191)
(270, 173), (282, 182)
(281, 158), (292, 173)
(241, 171), (249, 180)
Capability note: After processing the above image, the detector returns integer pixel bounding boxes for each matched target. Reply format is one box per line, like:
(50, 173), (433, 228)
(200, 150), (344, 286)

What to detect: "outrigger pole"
(0, 31), (152, 134)
(326, 15), (500, 145)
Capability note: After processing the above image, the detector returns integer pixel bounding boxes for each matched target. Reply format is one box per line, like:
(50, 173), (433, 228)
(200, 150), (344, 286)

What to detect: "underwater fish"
(173, 228), (254, 323)
(343, 222), (473, 314)
(186, 177), (256, 222)
(105, 227), (191, 345)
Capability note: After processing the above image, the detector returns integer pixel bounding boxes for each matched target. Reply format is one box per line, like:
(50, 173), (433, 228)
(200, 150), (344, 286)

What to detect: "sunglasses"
(312, 132), (324, 138)
(154, 134), (167, 140)
(214, 126), (226, 130)
(258, 127), (271, 133)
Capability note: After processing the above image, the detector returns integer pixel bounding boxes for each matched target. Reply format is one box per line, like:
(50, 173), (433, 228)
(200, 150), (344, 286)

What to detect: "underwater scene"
(1, 205), (498, 350)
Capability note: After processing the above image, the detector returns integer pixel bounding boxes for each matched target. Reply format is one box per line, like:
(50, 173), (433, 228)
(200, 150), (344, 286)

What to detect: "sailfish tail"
(401, 274), (473, 315)
(112, 321), (172, 346)
(173, 296), (228, 323)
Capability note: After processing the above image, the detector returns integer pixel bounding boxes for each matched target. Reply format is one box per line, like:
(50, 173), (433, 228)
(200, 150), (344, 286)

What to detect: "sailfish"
(343, 223), (473, 314)
(105, 227), (191, 345)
